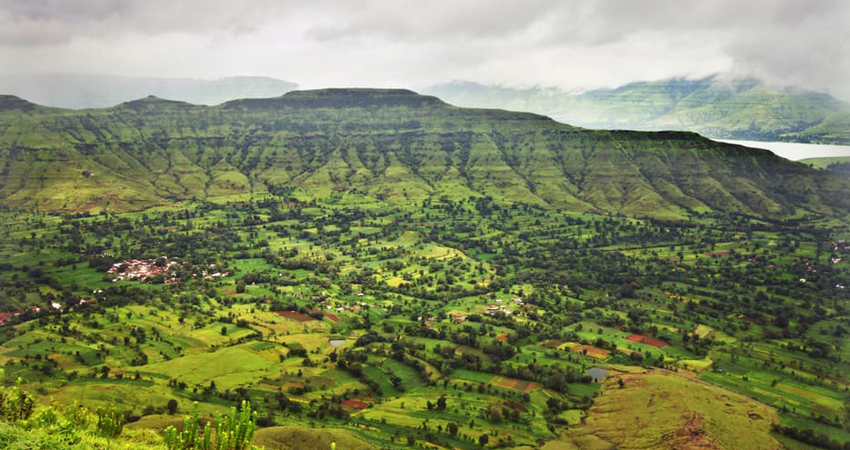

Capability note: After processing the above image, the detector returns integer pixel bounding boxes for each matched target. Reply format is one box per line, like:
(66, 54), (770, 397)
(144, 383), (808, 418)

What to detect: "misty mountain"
(424, 76), (850, 145)
(0, 89), (847, 219)
(0, 74), (298, 109)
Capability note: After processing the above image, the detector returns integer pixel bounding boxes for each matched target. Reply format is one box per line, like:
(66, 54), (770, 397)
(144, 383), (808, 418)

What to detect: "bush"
(0, 374), (34, 422)
(95, 406), (125, 438)
(163, 400), (260, 450)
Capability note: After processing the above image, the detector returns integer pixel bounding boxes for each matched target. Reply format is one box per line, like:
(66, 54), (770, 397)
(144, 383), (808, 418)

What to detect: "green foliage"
(0, 373), (35, 422)
(163, 401), (260, 450)
(63, 402), (96, 430)
(95, 406), (125, 438)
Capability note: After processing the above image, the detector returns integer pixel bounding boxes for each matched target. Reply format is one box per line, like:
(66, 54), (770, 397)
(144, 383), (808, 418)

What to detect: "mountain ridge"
(0, 89), (847, 220)
(424, 75), (850, 144)
(0, 74), (299, 109)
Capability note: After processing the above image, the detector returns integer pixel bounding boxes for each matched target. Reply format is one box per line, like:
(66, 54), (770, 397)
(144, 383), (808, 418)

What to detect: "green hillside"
(425, 76), (850, 144)
(1, 89), (848, 220)
(800, 156), (850, 177)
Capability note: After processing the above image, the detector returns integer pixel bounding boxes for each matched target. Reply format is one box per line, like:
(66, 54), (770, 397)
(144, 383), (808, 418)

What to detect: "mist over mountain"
(425, 75), (850, 145)
(0, 74), (298, 109)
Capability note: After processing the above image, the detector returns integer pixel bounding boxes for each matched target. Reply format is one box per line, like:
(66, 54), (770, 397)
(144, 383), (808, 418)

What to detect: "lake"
(716, 139), (850, 161)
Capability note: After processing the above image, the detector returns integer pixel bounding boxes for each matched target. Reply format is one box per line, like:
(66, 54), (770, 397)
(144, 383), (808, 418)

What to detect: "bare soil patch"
(540, 339), (562, 348)
(572, 345), (610, 358)
(503, 400), (529, 413)
(626, 333), (668, 348)
(276, 311), (317, 322)
(341, 399), (368, 410)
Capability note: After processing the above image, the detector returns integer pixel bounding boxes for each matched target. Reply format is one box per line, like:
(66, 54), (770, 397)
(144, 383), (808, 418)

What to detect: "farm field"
(0, 195), (846, 450)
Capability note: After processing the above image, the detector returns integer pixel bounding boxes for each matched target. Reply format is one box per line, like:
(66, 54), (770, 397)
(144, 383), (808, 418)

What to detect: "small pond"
(588, 367), (607, 382)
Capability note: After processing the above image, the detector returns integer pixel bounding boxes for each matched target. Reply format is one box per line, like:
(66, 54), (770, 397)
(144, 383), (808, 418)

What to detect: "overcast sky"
(1, 0), (848, 98)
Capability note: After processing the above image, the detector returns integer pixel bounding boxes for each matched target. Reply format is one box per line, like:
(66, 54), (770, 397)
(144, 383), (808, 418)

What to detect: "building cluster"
(106, 259), (229, 284)
(108, 258), (180, 282)
(0, 305), (44, 325)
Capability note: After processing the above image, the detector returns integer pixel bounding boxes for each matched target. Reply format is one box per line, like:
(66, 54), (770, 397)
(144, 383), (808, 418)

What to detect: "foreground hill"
(425, 76), (850, 144)
(0, 89), (848, 219)
(0, 74), (298, 109)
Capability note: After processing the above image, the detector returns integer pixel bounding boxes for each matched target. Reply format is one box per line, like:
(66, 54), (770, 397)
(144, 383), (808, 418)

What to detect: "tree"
(167, 399), (179, 415)
(447, 422), (459, 437)
(221, 326), (228, 336)
(436, 395), (447, 410)
(478, 434), (489, 446)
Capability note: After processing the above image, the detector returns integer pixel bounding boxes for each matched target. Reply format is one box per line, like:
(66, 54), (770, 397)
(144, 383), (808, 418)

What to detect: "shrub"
(163, 400), (260, 450)
(0, 374), (35, 422)
(95, 406), (125, 438)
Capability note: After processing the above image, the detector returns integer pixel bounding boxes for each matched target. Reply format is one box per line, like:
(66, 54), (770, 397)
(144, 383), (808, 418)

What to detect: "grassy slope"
(799, 156), (850, 177)
(548, 370), (783, 450)
(1, 90), (849, 220)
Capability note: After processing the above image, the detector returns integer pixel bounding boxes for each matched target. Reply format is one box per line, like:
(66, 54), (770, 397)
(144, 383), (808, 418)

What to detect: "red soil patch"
(276, 311), (316, 322)
(671, 413), (719, 449)
(496, 333), (509, 342)
(495, 377), (537, 392)
(540, 339), (562, 349)
(705, 251), (730, 258)
(324, 312), (340, 322)
(341, 399), (368, 410)
(626, 333), (668, 348)
(503, 400), (529, 413)
(572, 345), (610, 358)
(222, 290), (238, 296)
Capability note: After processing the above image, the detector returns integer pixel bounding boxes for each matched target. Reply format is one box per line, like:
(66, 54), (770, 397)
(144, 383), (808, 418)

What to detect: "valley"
(0, 90), (848, 450)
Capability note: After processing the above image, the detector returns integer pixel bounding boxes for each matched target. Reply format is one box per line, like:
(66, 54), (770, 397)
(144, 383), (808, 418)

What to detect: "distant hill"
(800, 156), (850, 177)
(0, 89), (847, 219)
(424, 76), (850, 145)
(0, 74), (298, 108)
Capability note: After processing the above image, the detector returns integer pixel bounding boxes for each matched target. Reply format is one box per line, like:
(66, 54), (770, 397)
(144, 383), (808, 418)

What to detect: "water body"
(588, 367), (607, 382)
(716, 139), (850, 161)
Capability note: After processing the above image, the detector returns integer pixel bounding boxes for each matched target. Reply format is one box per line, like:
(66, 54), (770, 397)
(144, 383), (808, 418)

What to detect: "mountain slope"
(0, 89), (848, 219)
(0, 74), (298, 109)
(424, 76), (850, 144)
(800, 156), (850, 177)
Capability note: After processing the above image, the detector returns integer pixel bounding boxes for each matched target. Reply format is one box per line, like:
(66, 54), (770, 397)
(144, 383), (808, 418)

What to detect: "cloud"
(0, 0), (847, 99)
(0, 0), (296, 45)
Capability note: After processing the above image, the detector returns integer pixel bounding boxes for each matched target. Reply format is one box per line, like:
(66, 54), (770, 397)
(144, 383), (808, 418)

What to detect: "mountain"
(0, 74), (298, 109)
(424, 76), (850, 144)
(0, 89), (848, 219)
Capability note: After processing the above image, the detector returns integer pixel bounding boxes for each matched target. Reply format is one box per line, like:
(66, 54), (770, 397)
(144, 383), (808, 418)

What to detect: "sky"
(1, 0), (848, 98)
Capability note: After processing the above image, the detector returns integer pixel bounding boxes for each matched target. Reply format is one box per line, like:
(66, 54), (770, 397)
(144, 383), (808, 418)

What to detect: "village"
(106, 257), (228, 283)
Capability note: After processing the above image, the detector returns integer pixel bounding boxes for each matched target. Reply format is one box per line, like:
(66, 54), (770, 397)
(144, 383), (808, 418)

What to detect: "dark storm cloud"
(0, 0), (847, 98)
